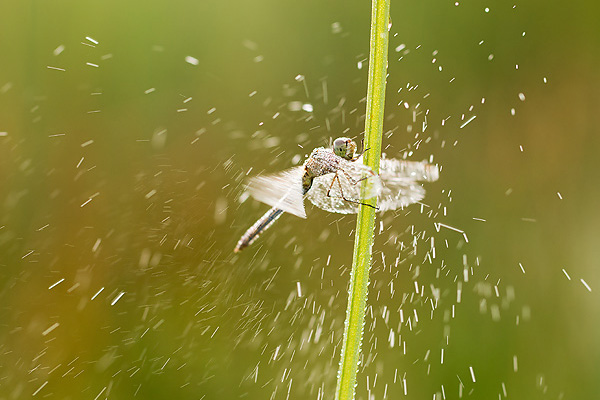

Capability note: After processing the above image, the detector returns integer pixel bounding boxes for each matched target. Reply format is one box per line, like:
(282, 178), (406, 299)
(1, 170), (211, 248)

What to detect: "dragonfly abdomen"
(234, 207), (285, 252)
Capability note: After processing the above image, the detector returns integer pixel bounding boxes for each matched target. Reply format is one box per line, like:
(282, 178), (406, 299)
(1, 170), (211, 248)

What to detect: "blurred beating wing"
(306, 159), (382, 214)
(379, 157), (439, 182)
(377, 158), (439, 212)
(246, 166), (307, 218)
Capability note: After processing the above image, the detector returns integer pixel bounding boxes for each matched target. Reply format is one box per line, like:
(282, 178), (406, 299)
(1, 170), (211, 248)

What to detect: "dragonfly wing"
(377, 159), (439, 211)
(379, 157), (439, 182)
(377, 177), (426, 211)
(246, 166), (307, 218)
(306, 160), (382, 214)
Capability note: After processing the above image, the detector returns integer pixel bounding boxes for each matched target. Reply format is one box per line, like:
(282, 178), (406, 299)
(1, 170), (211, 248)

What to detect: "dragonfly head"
(333, 137), (357, 161)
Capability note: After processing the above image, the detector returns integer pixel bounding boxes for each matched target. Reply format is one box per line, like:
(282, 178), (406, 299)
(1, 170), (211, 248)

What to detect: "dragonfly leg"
(326, 172), (378, 210)
(351, 139), (371, 161)
(338, 169), (380, 210)
(339, 167), (376, 186)
(352, 147), (370, 161)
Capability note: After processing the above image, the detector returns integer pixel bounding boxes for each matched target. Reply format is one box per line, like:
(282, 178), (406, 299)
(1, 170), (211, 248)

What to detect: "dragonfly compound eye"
(333, 137), (352, 158)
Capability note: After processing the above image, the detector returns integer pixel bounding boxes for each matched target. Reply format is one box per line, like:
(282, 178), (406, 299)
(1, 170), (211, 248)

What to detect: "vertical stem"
(334, 0), (390, 399)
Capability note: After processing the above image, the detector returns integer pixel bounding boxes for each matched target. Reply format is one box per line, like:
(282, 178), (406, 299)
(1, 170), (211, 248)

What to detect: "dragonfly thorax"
(302, 148), (344, 194)
(304, 148), (342, 177)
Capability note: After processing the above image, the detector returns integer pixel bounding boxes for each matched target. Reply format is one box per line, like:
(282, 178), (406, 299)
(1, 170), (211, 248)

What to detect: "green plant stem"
(334, 1), (390, 399)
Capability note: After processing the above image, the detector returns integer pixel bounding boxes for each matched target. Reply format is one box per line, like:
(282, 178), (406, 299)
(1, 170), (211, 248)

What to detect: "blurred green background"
(1, 0), (599, 399)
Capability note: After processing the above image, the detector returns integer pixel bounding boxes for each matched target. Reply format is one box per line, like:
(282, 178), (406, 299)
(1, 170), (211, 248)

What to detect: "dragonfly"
(234, 137), (439, 252)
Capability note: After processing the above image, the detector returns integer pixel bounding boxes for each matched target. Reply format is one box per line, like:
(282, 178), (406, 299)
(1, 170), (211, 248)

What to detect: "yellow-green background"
(0, 0), (598, 399)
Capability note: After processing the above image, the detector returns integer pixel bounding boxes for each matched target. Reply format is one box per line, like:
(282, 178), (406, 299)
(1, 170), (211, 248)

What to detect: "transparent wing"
(379, 157), (439, 182)
(377, 158), (439, 212)
(377, 179), (426, 211)
(306, 159), (382, 214)
(246, 166), (307, 218)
